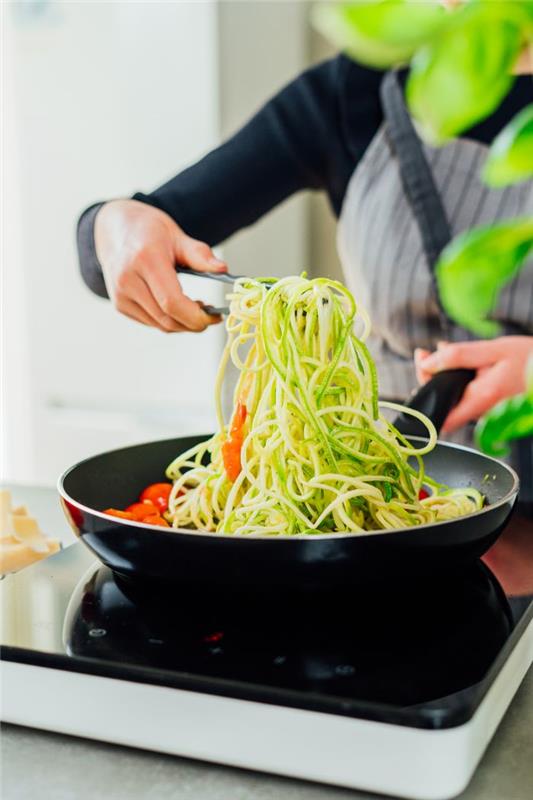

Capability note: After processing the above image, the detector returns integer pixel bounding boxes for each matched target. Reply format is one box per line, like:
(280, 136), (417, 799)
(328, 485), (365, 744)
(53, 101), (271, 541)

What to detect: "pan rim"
(57, 434), (520, 542)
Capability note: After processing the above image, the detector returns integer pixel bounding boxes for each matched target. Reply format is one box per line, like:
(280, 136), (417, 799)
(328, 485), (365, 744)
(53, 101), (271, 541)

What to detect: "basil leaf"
(406, 3), (523, 143)
(312, 0), (448, 69)
(489, 0), (533, 28)
(476, 354), (533, 457)
(483, 105), (533, 187)
(475, 394), (533, 457)
(468, 0), (533, 27)
(436, 219), (533, 337)
(528, 357), (533, 403)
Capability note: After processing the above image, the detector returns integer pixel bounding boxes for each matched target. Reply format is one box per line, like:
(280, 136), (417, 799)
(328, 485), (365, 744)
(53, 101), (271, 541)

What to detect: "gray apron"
(337, 71), (533, 511)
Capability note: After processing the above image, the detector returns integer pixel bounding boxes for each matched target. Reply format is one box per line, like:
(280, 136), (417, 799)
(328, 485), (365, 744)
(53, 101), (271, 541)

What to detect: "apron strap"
(380, 70), (451, 271)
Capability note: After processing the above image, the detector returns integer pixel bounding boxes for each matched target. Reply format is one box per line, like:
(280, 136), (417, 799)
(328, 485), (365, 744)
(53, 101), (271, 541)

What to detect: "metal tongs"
(175, 265), (256, 316)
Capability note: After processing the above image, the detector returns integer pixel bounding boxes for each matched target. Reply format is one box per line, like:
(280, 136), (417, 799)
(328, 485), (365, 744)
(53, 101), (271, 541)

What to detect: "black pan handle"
(392, 368), (475, 437)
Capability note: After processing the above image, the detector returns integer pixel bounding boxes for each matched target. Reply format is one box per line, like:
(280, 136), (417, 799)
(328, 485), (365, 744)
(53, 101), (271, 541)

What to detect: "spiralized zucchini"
(166, 275), (483, 535)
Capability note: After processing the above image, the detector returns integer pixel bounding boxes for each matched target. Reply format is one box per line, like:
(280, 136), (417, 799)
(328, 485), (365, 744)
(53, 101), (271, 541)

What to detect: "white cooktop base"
(3, 616), (532, 800)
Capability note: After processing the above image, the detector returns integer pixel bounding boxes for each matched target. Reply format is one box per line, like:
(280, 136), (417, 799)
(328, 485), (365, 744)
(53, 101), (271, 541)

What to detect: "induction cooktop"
(2, 526), (532, 800)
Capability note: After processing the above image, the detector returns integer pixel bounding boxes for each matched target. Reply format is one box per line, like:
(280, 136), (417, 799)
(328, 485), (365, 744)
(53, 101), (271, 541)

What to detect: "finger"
(418, 340), (501, 374)
(414, 348), (432, 384)
(196, 300), (223, 326)
(116, 297), (186, 332)
(175, 235), (227, 274)
(131, 274), (194, 332)
(144, 265), (215, 331)
(442, 364), (507, 432)
(115, 272), (184, 331)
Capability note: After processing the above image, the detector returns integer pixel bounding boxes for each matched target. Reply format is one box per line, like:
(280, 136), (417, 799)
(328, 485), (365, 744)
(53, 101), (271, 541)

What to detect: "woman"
(77, 52), (533, 512)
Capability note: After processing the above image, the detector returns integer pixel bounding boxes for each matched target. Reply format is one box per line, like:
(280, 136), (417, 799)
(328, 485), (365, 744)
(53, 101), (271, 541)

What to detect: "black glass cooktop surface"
(2, 525), (532, 730)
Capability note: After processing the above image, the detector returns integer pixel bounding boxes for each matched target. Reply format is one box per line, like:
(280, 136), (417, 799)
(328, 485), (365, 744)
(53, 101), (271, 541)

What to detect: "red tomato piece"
(143, 514), (170, 527)
(223, 402), (247, 482)
(230, 402), (247, 436)
(222, 439), (243, 483)
(125, 502), (160, 521)
(418, 489), (430, 500)
(103, 508), (137, 521)
(139, 482), (173, 512)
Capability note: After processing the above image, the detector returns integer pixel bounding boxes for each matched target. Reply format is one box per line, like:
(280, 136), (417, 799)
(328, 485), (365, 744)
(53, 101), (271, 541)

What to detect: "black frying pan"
(58, 369), (519, 590)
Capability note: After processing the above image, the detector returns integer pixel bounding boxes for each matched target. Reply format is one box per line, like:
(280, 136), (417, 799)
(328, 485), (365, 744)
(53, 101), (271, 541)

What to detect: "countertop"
(1, 483), (77, 548)
(1, 485), (532, 800)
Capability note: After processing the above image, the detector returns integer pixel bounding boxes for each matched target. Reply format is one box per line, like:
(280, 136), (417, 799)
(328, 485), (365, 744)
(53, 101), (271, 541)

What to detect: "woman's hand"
(94, 199), (227, 333)
(414, 337), (533, 432)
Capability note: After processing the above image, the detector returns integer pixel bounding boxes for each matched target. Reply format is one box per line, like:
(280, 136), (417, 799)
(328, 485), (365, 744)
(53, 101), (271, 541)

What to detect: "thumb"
(175, 233), (227, 273)
(414, 347), (431, 364)
(414, 348), (432, 384)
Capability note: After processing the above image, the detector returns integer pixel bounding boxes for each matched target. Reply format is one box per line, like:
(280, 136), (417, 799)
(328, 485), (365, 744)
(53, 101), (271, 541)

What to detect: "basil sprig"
(436, 219), (533, 337)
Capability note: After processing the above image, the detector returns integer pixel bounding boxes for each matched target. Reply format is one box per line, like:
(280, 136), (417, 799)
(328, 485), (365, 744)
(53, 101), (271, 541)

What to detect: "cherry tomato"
(125, 502), (160, 521)
(418, 489), (430, 500)
(104, 508), (137, 521)
(143, 514), (170, 527)
(139, 482), (173, 512)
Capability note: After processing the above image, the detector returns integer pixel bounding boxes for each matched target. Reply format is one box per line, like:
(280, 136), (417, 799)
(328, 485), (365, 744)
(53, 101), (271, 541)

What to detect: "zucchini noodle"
(166, 275), (483, 535)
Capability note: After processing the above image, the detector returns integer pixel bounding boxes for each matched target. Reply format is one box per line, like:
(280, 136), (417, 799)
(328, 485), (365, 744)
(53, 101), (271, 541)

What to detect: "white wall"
(217, 0), (310, 281)
(1, 0), (325, 487)
(2, 0), (223, 484)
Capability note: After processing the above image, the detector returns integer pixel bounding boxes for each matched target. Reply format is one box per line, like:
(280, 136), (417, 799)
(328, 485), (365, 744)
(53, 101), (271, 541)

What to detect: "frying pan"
(58, 369), (519, 590)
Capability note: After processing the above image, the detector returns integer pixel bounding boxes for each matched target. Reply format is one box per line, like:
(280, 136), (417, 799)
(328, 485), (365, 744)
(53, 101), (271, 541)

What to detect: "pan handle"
(392, 368), (475, 437)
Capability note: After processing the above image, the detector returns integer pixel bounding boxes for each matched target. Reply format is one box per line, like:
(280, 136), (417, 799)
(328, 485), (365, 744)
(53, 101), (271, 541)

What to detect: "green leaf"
(436, 219), (533, 337)
(475, 339), (533, 459)
(468, 0), (533, 27)
(486, 0), (533, 29)
(406, 3), (524, 143)
(483, 104), (533, 187)
(312, 1), (449, 69)
(475, 393), (533, 457)
(527, 356), (533, 402)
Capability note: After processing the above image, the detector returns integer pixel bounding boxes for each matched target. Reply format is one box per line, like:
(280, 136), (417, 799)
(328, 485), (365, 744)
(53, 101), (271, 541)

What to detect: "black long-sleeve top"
(77, 55), (532, 297)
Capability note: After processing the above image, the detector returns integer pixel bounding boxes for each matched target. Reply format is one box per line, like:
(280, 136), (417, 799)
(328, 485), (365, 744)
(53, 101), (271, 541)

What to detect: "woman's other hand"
(94, 199), (227, 333)
(414, 337), (533, 432)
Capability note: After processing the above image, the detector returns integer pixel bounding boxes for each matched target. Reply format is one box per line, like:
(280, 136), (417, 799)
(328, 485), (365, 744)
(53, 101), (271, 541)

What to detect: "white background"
(1, 1), (320, 485)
